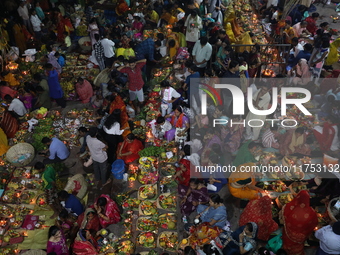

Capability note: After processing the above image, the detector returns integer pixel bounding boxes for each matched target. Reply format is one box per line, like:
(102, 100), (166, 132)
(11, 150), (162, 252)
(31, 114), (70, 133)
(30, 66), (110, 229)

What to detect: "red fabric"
(72, 240), (98, 255)
(239, 196), (279, 241)
(282, 190), (318, 255)
(94, 194), (120, 228)
(175, 158), (191, 186)
(109, 96), (130, 138)
(306, 17), (317, 35)
(313, 123), (336, 152)
(0, 86), (17, 99)
(76, 213), (100, 233)
(1, 111), (19, 138)
(117, 138), (144, 164)
(119, 62), (146, 91)
(171, 113), (184, 128)
(76, 80), (94, 103)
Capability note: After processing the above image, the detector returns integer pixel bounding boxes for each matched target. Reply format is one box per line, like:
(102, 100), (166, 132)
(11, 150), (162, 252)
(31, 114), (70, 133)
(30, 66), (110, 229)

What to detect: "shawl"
(176, 158), (191, 186)
(171, 113), (184, 128)
(94, 194), (120, 227)
(76, 208), (100, 232)
(73, 231), (98, 255)
(288, 131), (304, 153)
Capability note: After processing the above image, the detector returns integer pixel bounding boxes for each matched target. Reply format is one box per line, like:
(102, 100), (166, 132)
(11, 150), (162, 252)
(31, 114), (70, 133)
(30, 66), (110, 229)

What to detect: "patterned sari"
(239, 196), (279, 241)
(178, 185), (210, 216)
(282, 190), (318, 255)
(73, 230), (99, 255)
(76, 208), (100, 233)
(94, 194), (121, 228)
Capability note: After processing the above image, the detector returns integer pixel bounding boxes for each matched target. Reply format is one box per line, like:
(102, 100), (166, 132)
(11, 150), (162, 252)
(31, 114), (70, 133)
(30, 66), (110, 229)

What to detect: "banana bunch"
(139, 157), (155, 168)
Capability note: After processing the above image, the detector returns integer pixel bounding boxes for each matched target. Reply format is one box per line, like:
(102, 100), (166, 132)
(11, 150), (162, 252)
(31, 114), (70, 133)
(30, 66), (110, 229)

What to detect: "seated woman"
(206, 153), (228, 193)
(222, 222), (258, 255)
(290, 59), (312, 86)
(73, 229), (113, 255)
(281, 190), (318, 255)
(313, 115), (339, 153)
(77, 208), (101, 233)
(173, 158), (191, 187)
(47, 226), (69, 255)
(239, 196), (279, 241)
(279, 127), (309, 156)
(194, 194), (227, 229)
(56, 209), (79, 242)
(93, 194), (121, 228)
(165, 105), (190, 142)
(228, 163), (264, 200)
(116, 133), (144, 164)
(179, 179), (210, 222)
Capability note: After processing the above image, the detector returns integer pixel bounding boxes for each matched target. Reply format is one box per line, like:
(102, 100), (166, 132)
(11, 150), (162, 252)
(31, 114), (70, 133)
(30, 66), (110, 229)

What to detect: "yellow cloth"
(236, 32), (253, 53)
(325, 38), (340, 66)
(116, 48), (135, 59)
(18, 210), (55, 250)
(150, 10), (159, 23)
(228, 163), (259, 200)
(225, 23), (236, 43)
(176, 32), (187, 48)
(167, 33), (180, 59)
(288, 131), (304, 153)
(3, 73), (19, 87)
(0, 128), (9, 156)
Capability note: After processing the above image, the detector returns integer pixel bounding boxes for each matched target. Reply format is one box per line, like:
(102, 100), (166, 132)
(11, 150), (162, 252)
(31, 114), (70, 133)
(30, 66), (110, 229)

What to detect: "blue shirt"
(135, 38), (155, 61)
(198, 204), (228, 229)
(65, 194), (84, 216)
(289, 50), (311, 67)
(49, 137), (70, 160)
(58, 56), (65, 68)
(47, 70), (64, 99)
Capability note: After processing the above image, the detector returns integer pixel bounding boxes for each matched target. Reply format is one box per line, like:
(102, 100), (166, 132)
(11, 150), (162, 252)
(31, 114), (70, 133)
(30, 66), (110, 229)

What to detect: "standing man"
(86, 127), (108, 186)
(94, 34), (105, 71)
(192, 37), (212, 76)
(30, 9), (43, 41)
(101, 34), (116, 68)
(44, 63), (66, 108)
(117, 58), (146, 114)
(17, 0), (33, 34)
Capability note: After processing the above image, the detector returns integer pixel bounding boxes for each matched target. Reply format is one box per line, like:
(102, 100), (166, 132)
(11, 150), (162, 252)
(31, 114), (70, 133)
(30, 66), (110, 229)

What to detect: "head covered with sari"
(282, 190), (318, 255)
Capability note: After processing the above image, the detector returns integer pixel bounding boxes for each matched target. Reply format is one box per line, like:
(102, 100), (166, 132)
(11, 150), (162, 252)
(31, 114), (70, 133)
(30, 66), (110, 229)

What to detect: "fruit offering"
(140, 250), (157, 255)
(122, 198), (141, 210)
(10, 216), (24, 229)
(158, 232), (178, 251)
(139, 157), (156, 168)
(0, 248), (17, 254)
(137, 217), (158, 232)
(160, 176), (177, 187)
(277, 194), (293, 207)
(139, 185), (157, 200)
(118, 240), (135, 254)
(138, 171), (159, 185)
(20, 191), (36, 204)
(161, 164), (176, 176)
(137, 232), (157, 248)
(140, 201), (158, 215)
(0, 205), (13, 216)
(158, 193), (177, 211)
(178, 239), (190, 251)
(159, 213), (177, 229)
(36, 193), (48, 208)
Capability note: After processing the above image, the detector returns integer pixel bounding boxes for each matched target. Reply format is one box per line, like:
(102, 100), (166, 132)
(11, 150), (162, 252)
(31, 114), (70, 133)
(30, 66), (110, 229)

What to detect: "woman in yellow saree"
(228, 163), (264, 200)
(0, 128), (9, 156)
(325, 37), (340, 66)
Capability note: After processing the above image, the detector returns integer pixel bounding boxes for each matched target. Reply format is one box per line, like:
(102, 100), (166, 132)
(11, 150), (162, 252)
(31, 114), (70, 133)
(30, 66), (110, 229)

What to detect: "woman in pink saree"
(93, 194), (121, 228)
(47, 226), (69, 255)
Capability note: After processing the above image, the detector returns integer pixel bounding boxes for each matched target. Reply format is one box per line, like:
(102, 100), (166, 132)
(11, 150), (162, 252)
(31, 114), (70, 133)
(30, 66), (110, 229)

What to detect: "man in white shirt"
(30, 9), (42, 40)
(150, 116), (172, 140)
(4, 94), (27, 118)
(18, 1), (33, 34)
(100, 34), (116, 68)
(290, 37), (304, 58)
(86, 127), (108, 185)
(192, 37), (212, 75)
(315, 221), (340, 255)
(160, 80), (181, 116)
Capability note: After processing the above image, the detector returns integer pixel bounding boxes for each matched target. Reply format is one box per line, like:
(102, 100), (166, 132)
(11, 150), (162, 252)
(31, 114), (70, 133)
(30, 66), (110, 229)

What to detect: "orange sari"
(109, 96), (130, 138)
(282, 190), (318, 255)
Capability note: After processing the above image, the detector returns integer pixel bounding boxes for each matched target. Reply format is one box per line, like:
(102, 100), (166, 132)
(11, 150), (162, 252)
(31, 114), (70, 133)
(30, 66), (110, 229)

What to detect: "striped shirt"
(262, 129), (277, 148)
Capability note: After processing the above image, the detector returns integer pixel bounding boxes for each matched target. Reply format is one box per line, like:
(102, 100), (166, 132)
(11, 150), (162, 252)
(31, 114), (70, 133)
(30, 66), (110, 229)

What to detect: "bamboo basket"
(136, 232), (157, 249)
(136, 216), (158, 232)
(158, 213), (177, 230)
(328, 197), (340, 222)
(93, 68), (111, 87)
(78, 36), (91, 51)
(139, 201), (158, 216)
(6, 143), (35, 167)
(157, 231), (178, 252)
(156, 193), (177, 212)
(138, 184), (158, 201)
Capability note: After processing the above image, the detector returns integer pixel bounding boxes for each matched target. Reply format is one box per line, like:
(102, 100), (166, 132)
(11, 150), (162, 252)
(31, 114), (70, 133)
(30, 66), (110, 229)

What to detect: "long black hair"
(48, 226), (60, 238)
(104, 109), (121, 129)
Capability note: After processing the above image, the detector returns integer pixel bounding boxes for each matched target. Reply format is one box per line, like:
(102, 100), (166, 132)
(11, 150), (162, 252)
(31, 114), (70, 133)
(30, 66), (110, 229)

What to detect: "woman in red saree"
(239, 196), (279, 241)
(73, 229), (113, 255)
(76, 208), (100, 233)
(109, 94), (130, 139)
(56, 11), (74, 43)
(173, 158), (191, 187)
(93, 194), (121, 228)
(281, 190), (318, 255)
(116, 133), (144, 164)
(313, 116), (338, 152)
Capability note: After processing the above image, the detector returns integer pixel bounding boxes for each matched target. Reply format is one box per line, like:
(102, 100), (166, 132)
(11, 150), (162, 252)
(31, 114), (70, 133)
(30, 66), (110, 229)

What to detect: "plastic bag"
(266, 233), (282, 253)
(6, 47), (19, 61)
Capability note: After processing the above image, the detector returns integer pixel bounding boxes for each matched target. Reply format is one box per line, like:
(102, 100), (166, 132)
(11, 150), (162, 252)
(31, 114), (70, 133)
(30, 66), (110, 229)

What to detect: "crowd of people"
(1, 0), (340, 254)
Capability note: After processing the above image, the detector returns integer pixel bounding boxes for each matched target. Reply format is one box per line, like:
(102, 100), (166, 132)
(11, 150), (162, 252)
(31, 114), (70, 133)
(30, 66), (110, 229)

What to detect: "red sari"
(94, 194), (121, 228)
(313, 122), (337, 152)
(175, 158), (191, 186)
(117, 138), (144, 164)
(109, 96), (130, 138)
(239, 196), (279, 241)
(76, 209), (100, 233)
(282, 190), (318, 255)
(1, 112), (19, 138)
